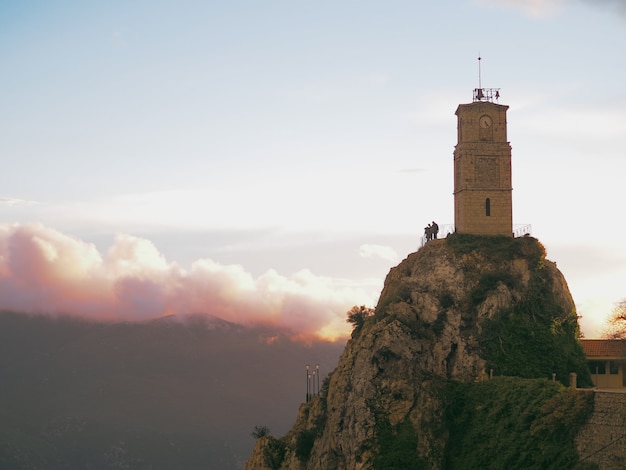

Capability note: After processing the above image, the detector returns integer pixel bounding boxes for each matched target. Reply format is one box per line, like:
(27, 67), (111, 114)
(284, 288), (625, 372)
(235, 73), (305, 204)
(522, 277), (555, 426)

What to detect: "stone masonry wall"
(575, 391), (626, 470)
(454, 189), (512, 236)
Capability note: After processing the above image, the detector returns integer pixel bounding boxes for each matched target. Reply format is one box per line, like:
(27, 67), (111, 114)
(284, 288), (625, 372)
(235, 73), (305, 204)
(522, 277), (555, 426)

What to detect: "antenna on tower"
(474, 54), (484, 101)
(472, 54), (499, 103)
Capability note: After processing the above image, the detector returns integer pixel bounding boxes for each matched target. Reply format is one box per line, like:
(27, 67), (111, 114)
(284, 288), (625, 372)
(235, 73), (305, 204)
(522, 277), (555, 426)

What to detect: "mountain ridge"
(0, 310), (345, 469)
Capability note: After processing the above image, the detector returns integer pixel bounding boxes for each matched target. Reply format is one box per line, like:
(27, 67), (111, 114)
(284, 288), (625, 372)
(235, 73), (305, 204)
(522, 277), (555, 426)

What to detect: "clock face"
(479, 115), (493, 129)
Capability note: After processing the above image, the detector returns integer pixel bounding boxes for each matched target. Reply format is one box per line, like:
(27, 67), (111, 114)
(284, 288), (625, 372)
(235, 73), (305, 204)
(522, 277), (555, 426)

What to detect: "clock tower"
(453, 87), (512, 236)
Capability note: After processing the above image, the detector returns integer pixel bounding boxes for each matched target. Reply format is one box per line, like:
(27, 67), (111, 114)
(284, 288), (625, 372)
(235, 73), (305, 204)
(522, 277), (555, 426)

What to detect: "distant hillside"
(0, 312), (345, 469)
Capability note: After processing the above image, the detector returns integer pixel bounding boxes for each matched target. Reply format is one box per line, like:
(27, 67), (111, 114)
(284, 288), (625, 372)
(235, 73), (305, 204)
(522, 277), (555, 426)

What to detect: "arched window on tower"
(485, 198), (491, 216)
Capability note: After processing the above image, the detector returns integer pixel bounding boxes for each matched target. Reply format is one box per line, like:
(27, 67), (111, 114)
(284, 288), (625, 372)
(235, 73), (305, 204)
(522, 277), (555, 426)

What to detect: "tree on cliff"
(604, 299), (626, 339)
(345, 305), (373, 336)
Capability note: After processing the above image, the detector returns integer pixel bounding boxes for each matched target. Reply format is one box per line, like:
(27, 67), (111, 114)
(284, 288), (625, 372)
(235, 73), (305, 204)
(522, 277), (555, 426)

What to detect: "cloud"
(0, 197), (36, 206)
(0, 223), (374, 340)
(359, 244), (398, 263)
(473, 0), (566, 18)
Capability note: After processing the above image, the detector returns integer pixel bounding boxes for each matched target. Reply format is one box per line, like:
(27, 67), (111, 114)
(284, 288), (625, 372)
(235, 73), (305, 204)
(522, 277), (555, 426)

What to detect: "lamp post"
(306, 364), (310, 402)
(311, 370), (316, 398)
(316, 364), (320, 395)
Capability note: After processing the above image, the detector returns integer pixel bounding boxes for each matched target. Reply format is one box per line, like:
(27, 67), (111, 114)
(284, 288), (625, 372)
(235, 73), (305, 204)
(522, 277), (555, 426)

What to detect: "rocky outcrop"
(246, 235), (590, 469)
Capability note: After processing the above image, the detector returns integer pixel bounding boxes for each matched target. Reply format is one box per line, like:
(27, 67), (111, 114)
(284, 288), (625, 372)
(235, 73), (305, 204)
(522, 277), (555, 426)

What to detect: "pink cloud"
(0, 223), (372, 339)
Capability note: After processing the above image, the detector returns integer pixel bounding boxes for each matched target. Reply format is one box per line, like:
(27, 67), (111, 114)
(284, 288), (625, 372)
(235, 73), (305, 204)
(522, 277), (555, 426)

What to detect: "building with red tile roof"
(581, 339), (626, 389)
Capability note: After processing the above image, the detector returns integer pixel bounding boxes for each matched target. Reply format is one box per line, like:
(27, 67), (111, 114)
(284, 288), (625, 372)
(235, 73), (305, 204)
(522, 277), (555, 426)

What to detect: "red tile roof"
(581, 339), (626, 358)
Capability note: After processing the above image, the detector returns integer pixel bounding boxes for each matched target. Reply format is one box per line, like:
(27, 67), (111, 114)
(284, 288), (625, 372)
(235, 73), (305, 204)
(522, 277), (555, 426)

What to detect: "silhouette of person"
(432, 221), (439, 239)
(424, 224), (432, 242)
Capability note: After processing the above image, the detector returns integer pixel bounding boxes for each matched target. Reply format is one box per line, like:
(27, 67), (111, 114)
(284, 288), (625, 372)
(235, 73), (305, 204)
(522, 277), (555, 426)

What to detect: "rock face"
(246, 235), (590, 470)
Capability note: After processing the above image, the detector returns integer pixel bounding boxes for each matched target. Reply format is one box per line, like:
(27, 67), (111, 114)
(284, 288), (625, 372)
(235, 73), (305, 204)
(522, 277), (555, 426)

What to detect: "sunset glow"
(1, 1), (625, 340)
(0, 223), (374, 340)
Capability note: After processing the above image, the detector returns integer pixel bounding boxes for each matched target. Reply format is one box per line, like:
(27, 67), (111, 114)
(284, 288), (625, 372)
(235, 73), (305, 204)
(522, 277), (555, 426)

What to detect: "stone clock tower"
(454, 88), (512, 236)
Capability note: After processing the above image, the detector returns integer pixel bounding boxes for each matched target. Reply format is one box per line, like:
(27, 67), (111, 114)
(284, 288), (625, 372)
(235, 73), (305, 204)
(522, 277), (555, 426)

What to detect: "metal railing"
(419, 224), (532, 248)
(513, 224), (532, 238)
(473, 88), (501, 103)
(419, 224), (455, 248)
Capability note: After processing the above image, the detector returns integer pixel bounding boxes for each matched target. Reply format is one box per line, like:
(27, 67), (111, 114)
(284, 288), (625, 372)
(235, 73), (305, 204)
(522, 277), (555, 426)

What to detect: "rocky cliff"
(246, 234), (592, 469)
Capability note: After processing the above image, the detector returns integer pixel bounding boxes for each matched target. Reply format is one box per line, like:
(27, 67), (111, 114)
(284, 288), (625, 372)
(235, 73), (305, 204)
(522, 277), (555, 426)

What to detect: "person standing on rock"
(424, 224), (432, 242)
(432, 221), (439, 239)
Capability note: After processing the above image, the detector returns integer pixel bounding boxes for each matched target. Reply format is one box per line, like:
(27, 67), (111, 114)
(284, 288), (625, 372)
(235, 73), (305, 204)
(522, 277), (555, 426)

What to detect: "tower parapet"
(473, 88), (500, 103)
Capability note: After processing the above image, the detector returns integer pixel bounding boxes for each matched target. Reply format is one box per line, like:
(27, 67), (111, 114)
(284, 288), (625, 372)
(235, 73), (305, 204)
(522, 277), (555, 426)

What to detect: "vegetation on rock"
(346, 305), (375, 337)
(246, 234), (597, 469)
(374, 417), (426, 469)
(251, 425), (271, 439)
(446, 377), (596, 470)
(448, 234), (591, 386)
(261, 436), (287, 470)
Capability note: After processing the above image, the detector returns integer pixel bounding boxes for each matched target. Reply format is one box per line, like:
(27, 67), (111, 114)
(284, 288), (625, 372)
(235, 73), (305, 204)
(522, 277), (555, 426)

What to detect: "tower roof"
(455, 99), (509, 116)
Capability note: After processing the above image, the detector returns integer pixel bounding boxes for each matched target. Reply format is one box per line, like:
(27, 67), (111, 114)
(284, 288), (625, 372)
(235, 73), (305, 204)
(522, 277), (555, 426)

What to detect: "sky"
(1, 0), (625, 340)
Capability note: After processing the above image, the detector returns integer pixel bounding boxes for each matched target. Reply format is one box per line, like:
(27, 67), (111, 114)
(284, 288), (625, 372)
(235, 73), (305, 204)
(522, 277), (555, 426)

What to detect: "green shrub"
(262, 436), (286, 470)
(444, 233), (592, 386)
(469, 270), (519, 308)
(446, 232), (515, 256)
(347, 305), (374, 337)
(295, 429), (316, 462)
(478, 262), (591, 386)
(480, 307), (590, 385)
(374, 417), (427, 469)
(446, 233), (545, 268)
(251, 425), (270, 439)
(445, 377), (595, 470)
